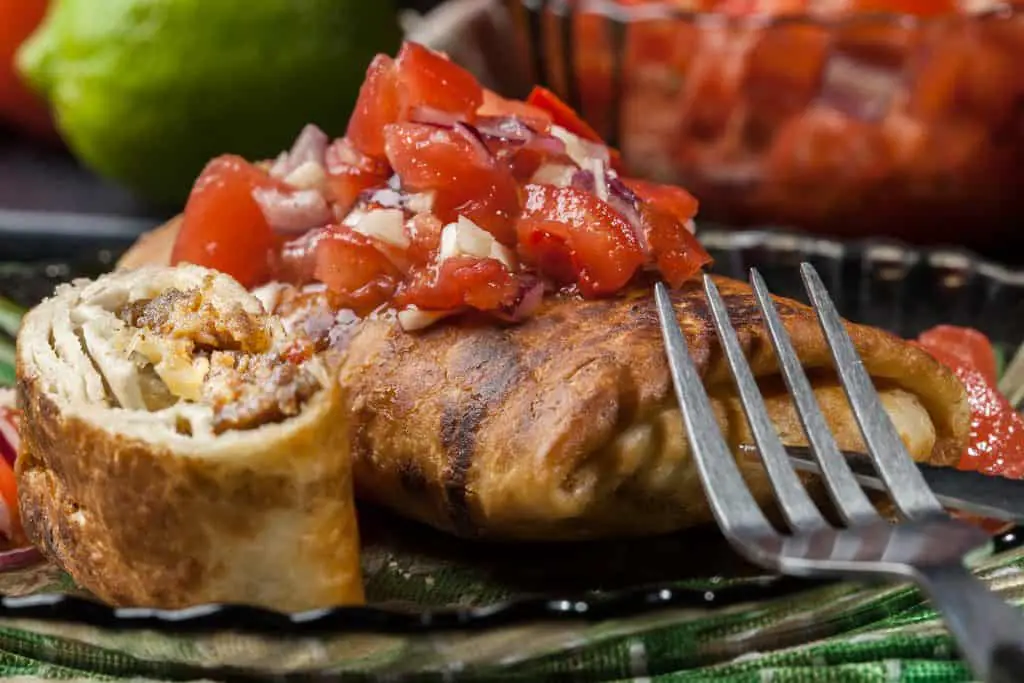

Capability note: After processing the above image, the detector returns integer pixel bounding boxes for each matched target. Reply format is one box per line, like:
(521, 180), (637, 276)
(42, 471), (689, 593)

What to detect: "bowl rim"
(522, 0), (1022, 30)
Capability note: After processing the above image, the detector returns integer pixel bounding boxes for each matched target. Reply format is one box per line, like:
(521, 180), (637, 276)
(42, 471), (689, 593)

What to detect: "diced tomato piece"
(0, 455), (19, 541)
(396, 257), (519, 311)
(395, 42), (483, 122)
(917, 325), (999, 386)
(385, 123), (519, 244)
(383, 122), (496, 188)
(916, 332), (1024, 479)
(523, 229), (577, 284)
(625, 177), (700, 224)
(640, 204), (713, 287)
(524, 86), (625, 172)
(433, 173), (520, 246)
(275, 227), (329, 285)
(624, 177), (710, 285)
(324, 138), (391, 214)
(384, 122), (486, 189)
(312, 228), (401, 316)
(406, 212), (445, 265)
(346, 55), (401, 158)
(518, 184), (644, 296)
(171, 155), (288, 288)
(326, 171), (388, 216)
(526, 86), (604, 144)
(478, 89), (553, 131)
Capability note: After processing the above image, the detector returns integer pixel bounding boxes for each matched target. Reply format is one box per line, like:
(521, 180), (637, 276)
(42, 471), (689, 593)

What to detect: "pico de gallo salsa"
(170, 42), (711, 330)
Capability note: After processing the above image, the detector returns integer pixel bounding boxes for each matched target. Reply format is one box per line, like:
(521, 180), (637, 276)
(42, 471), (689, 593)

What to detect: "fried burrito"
(339, 276), (970, 541)
(16, 265), (363, 610)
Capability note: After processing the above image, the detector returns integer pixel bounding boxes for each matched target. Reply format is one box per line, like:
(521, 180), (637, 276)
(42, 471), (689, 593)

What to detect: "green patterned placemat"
(1, 280), (1022, 682)
(0, 547), (1019, 681)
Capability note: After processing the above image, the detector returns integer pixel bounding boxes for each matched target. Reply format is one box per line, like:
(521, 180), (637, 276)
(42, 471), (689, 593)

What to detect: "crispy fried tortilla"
(338, 278), (969, 540)
(16, 265), (363, 610)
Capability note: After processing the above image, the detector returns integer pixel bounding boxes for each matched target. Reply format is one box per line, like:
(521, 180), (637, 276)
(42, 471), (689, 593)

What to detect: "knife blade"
(737, 444), (1024, 522)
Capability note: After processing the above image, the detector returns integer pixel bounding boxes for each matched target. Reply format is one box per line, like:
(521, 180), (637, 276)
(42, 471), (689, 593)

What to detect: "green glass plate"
(0, 228), (1022, 682)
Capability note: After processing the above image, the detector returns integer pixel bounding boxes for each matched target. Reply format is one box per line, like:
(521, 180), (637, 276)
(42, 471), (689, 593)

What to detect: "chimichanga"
(336, 276), (970, 541)
(15, 265), (363, 611)
(112, 220), (971, 542)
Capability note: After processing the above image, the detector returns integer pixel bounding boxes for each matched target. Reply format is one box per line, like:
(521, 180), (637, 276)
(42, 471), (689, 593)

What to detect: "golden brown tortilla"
(338, 279), (969, 540)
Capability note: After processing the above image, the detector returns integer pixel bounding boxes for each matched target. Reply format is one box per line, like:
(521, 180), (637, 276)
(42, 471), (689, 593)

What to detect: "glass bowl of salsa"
(505, 0), (1024, 255)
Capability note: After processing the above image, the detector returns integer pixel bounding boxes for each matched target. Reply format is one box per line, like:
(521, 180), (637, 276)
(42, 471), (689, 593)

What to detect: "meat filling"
(204, 352), (320, 434)
(119, 288), (272, 354)
(115, 285), (321, 433)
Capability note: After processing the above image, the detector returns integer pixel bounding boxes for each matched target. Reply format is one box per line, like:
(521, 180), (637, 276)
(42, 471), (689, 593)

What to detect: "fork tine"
(799, 263), (944, 520)
(654, 283), (776, 544)
(750, 270), (881, 527)
(704, 275), (827, 534)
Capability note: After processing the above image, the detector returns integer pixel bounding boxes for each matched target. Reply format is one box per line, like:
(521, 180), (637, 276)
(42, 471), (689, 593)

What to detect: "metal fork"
(654, 264), (1024, 682)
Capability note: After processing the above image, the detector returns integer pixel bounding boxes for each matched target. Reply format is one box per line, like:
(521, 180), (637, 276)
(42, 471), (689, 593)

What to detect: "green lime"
(17, 0), (401, 206)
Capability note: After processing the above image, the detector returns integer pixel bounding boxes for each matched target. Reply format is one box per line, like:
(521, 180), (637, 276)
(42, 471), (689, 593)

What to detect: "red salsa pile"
(170, 42), (711, 330)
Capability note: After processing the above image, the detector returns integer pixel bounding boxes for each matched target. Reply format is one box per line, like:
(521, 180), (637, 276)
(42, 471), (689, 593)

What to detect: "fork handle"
(917, 563), (1024, 682)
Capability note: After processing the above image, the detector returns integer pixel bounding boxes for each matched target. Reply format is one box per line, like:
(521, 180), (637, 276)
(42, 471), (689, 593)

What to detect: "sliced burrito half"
(16, 264), (362, 611)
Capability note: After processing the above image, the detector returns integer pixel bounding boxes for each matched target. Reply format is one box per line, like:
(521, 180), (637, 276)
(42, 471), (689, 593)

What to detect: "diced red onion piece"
(531, 163), (577, 187)
(605, 175), (649, 252)
(607, 175), (640, 205)
(250, 282), (287, 315)
(253, 187), (333, 235)
(328, 309), (362, 352)
(404, 191), (435, 214)
(279, 227), (333, 284)
(398, 306), (455, 331)
(570, 169), (596, 193)
(550, 125), (609, 168)
(270, 124), (329, 178)
(492, 277), (545, 323)
(324, 137), (377, 175)
(408, 106), (462, 128)
(453, 122), (493, 164)
(353, 209), (409, 249)
(474, 116), (537, 143)
(526, 134), (567, 158)
(342, 207), (365, 229)
(367, 188), (405, 209)
(283, 161), (328, 192)
(0, 546), (43, 572)
(589, 159), (609, 202)
(510, 280), (545, 320)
